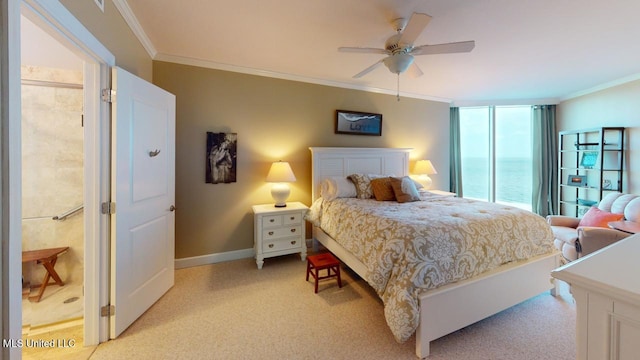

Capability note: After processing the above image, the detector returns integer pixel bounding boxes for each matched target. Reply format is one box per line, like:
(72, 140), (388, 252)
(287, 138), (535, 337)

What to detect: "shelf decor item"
(580, 151), (598, 168)
(567, 175), (587, 187)
(577, 198), (598, 207)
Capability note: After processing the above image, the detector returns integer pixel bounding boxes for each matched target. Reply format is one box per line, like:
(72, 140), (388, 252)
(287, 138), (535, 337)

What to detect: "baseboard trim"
(174, 239), (313, 269)
(174, 248), (255, 269)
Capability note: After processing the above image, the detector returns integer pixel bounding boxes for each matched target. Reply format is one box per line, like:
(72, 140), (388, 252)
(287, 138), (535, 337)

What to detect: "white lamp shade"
(266, 161), (297, 183)
(413, 160), (437, 190)
(413, 160), (437, 175)
(266, 161), (296, 207)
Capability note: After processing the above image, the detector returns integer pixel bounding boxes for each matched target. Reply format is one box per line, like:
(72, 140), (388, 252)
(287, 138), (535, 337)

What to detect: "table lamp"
(266, 161), (297, 207)
(413, 160), (437, 189)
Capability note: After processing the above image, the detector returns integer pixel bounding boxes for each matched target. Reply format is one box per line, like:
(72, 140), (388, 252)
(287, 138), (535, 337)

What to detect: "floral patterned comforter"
(305, 194), (554, 343)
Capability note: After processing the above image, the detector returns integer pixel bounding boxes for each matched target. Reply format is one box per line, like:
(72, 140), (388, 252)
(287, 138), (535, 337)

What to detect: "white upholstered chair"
(547, 193), (640, 262)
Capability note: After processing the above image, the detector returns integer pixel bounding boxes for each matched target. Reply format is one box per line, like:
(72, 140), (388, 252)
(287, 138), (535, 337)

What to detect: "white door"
(110, 67), (176, 338)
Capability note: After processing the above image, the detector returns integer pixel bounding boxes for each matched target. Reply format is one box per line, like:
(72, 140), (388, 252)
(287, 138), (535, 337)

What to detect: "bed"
(307, 147), (560, 358)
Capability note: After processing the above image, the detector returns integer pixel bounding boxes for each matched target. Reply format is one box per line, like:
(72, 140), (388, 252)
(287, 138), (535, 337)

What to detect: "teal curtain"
(531, 105), (557, 216)
(449, 107), (463, 196)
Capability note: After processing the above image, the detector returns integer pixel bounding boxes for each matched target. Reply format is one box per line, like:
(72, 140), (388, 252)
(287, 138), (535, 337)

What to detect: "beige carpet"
(90, 253), (576, 360)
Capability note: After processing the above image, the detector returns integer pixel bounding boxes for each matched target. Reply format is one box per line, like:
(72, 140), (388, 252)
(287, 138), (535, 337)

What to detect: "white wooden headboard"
(309, 147), (412, 200)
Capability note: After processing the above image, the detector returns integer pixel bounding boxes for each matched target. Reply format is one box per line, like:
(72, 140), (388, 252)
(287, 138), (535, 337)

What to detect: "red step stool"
(306, 252), (342, 293)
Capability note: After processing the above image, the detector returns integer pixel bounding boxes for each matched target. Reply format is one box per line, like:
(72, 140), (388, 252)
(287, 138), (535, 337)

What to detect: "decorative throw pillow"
(390, 176), (421, 203)
(348, 174), (374, 199)
(578, 206), (624, 228)
(370, 177), (396, 201)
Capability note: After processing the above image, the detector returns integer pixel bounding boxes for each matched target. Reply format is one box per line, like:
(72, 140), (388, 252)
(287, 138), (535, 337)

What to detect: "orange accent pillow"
(578, 207), (624, 228)
(370, 177), (395, 201)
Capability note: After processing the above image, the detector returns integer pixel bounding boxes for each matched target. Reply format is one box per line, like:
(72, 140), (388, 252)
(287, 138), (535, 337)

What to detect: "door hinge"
(101, 202), (116, 215)
(101, 304), (115, 317)
(101, 88), (115, 103)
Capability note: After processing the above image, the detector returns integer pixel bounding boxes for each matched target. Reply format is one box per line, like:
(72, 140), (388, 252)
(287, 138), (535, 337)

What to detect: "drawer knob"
(268, 231), (274, 236)
(268, 244), (274, 248)
(290, 229), (296, 233)
(290, 216), (295, 220)
(291, 240), (296, 245)
(269, 219), (275, 223)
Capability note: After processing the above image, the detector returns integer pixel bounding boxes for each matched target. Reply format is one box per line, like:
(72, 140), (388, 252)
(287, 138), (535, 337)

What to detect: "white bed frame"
(309, 147), (561, 359)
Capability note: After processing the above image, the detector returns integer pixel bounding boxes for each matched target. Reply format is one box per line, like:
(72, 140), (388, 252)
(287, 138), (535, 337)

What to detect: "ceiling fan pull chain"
(397, 74), (400, 101)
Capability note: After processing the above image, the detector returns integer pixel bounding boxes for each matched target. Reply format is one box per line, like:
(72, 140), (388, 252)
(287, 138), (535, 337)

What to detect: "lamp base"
(417, 175), (433, 189)
(271, 183), (291, 208)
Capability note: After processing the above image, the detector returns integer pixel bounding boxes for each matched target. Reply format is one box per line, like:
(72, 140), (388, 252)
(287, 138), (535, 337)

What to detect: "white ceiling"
(24, 1), (640, 105)
(122, 0), (640, 105)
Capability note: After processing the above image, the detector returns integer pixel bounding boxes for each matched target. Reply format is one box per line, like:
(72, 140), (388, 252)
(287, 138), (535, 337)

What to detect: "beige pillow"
(390, 176), (421, 203)
(320, 177), (357, 200)
(370, 177), (396, 201)
(348, 173), (373, 199)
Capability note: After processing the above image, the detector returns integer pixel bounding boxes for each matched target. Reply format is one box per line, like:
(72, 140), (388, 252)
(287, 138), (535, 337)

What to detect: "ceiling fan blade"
(338, 47), (389, 55)
(399, 13), (432, 46)
(411, 40), (475, 55)
(353, 58), (385, 78)
(407, 62), (423, 78)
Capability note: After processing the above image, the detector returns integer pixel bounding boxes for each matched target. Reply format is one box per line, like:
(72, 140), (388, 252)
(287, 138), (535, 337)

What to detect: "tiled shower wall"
(21, 65), (84, 286)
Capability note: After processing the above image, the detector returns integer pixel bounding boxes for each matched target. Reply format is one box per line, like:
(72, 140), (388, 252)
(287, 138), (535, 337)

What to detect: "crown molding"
(451, 98), (560, 107)
(153, 53), (452, 103)
(113, 0), (157, 58)
(560, 72), (640, 102)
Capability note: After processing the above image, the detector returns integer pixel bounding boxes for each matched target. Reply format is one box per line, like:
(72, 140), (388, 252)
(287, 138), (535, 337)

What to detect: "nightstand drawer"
(263, 215), (283, 227)
(263, 213), (302, 228)
(263, 237), (301, 253)
(283, 213), (302, 225)
(262, 226), (301, 240)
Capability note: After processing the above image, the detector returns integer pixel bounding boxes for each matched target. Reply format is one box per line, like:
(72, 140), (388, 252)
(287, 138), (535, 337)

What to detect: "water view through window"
(460, 106), (532, 210)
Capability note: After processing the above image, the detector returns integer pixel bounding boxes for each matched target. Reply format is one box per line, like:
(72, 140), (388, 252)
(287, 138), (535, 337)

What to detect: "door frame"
(11, 0), (115, 350)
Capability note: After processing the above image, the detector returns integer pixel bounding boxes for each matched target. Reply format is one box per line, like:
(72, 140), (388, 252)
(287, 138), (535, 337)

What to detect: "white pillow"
(320, 177), (357, 201)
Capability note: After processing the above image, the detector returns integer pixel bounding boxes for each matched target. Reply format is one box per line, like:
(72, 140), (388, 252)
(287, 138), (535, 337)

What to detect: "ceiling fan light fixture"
(383, 53), (414, 74)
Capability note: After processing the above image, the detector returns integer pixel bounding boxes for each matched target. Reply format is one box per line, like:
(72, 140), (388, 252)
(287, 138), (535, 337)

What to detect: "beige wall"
(153, 61), (450, 259)
(558, 79), (640, 194)
(60, 0), (152, 81)
(21, 66), (83, 285)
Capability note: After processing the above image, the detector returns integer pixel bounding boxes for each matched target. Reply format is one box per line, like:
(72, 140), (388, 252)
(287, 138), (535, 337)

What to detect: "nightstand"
(424, 189), (457, 197)
(252, 202), (308, 269)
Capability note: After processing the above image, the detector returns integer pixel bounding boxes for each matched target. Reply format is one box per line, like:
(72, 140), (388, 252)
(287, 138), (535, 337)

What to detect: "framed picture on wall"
(206, 132), (237, 184)
(335, 110), (382, 136)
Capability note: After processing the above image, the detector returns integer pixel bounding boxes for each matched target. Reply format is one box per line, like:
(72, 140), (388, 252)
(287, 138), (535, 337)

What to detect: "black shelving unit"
(558, 127), (625, 217)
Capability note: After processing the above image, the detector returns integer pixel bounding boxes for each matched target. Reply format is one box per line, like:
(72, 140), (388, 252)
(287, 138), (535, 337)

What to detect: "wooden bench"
(22, 246), (69, 302)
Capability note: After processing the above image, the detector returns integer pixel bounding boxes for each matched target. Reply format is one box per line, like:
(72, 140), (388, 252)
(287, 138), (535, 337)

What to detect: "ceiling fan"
(339, 12), (475, 98)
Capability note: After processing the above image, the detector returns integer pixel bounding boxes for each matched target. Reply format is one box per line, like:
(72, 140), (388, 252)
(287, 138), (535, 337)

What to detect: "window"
(459, 106), (532, 210)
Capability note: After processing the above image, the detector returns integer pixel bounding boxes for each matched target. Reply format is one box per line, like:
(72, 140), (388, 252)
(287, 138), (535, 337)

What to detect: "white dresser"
(252, 202), (308, 269)
(551, 234), (640, 360)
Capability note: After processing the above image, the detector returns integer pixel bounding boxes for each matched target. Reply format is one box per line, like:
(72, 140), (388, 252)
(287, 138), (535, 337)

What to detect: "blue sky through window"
(460, 106), (532, 210)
